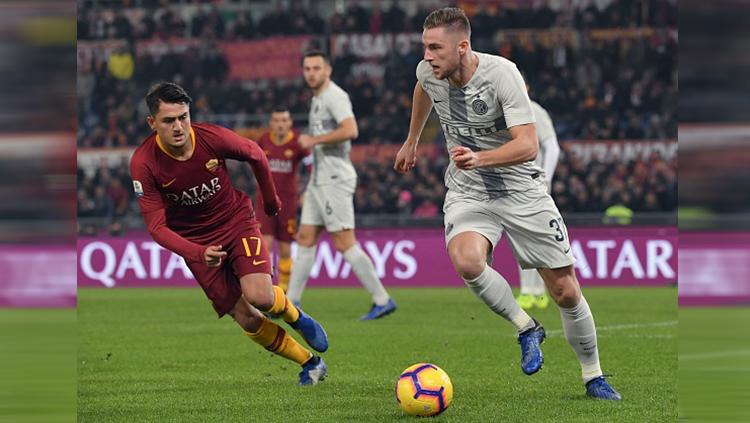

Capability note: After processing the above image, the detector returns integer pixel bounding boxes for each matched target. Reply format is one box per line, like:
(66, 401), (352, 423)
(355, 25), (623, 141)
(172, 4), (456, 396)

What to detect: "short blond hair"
(423, 7), (471, 37)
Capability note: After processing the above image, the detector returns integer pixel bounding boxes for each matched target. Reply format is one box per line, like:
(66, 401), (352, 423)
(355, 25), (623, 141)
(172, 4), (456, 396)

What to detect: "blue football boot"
(586, 376), (622, 400)
(360, 298), (397, 320)
(288, 307), (329, 353)
(518, 318), (546, 375)
(299, 356), (328, 386)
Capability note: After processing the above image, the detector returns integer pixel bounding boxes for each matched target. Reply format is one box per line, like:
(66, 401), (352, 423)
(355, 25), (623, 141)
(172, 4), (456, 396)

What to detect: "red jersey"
(255, 129), (309, 197)
(130, 122), (279, 263)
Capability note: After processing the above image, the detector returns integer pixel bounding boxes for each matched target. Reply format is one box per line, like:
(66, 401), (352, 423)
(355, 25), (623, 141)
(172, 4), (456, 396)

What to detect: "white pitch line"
(679, 349), (750, 361)
(545, 320), (678, 337)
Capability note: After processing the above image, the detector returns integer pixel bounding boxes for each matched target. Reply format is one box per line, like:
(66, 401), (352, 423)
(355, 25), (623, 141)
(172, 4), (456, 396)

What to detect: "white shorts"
(443, 183), (576, 270)
(300, 179), (356, 232)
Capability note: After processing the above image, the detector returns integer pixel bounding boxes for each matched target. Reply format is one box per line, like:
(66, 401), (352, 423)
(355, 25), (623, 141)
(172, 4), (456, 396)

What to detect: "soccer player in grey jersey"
(516, 99), (560, 311)
(394, 7), (620, 400)
(287, 50), (396, 320)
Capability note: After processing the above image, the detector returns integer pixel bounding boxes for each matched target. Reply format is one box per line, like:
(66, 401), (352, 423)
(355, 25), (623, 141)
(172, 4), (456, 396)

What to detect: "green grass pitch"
(679, 307), (750, 422)
(0, 308), (77, 423)
(78, 287), (676, 422)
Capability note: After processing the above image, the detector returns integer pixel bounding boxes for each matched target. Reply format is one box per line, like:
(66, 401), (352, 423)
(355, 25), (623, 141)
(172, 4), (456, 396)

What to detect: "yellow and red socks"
(278, 257), (293, 292)
(245, 317), (312, 365)
(268, 285), (300, 324)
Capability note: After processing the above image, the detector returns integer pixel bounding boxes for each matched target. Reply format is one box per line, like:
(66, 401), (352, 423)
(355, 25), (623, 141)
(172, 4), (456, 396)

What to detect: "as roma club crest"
(284, 149), (294, 158)
(205, 158), (219, 172)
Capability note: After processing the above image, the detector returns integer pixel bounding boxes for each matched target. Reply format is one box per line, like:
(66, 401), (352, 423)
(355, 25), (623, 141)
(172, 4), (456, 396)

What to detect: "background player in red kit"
(129, 82), (328, 385)
(255, 107), (310, 292)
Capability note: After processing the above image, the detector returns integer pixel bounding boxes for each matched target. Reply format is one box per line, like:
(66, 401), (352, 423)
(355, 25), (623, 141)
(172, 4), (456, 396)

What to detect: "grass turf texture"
(79, 287), (676, 422)
(679, 307), (750, 422)
(0, 308), (77, 423)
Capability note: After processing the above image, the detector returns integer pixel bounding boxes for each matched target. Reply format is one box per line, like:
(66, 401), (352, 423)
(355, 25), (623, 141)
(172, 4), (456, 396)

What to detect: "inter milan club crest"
(472, 98), (488, 115)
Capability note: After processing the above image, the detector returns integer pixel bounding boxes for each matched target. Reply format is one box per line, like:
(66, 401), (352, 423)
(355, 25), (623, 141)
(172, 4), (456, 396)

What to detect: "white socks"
(559, 295), (603, 383)
(285, 245), (316, 304)
(286, 243), (391, 306)
(343, 244), (390, 306)
(463, 265), (534, 333)
(519, 266), (546, 296)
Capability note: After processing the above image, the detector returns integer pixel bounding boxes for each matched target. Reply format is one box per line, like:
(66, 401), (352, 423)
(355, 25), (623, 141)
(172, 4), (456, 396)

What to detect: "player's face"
(422, 27), (463, 80)
(270, 111), (292, 137)
(147, 101), (191, 149)
(302, 56), (331, 89)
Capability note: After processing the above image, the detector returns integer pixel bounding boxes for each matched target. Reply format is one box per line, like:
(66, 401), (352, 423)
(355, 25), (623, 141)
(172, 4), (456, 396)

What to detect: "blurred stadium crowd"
(77, 0), (677, 231)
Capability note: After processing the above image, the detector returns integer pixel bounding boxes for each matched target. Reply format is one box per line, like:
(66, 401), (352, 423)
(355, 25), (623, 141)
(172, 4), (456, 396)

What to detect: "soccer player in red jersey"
(129, 82), (328, 385)
(255, 107), (310, 292)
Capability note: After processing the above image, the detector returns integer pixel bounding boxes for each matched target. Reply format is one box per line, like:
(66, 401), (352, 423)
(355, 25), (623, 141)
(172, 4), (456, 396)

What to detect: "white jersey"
(416, 52), (542, 200)
(530, 100), (560, 184)
(308, 80), (357, 186)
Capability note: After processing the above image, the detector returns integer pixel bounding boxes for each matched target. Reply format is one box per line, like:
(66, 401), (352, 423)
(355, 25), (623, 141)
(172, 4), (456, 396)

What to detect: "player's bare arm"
(395, 83), (434, 174)
(450, 123), (538, 170)
(299, 117), (358, 149)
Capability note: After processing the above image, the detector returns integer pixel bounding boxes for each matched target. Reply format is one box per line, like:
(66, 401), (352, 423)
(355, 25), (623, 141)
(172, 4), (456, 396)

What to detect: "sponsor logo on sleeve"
(133, 180), (144, 197)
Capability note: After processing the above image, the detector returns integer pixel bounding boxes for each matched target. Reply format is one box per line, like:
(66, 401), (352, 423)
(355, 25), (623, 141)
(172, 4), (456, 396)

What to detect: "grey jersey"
(308, 81), (357, 186)
(416, 52), (542, 200)
(530, 100), (556, 172)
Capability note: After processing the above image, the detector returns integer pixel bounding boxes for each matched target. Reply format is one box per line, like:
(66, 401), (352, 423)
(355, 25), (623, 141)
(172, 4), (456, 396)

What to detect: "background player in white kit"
(516, 98), (560, 310)
(394, 7), (620, 400)
(287, 50), (397, 320)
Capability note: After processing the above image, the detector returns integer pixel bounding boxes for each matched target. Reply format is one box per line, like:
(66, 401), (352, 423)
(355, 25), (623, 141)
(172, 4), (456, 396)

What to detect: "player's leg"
(239, 272), (328, 353)
(257, 204), (276, 273)
(262, 233), (275, 273)
(275, 207), (298, 293)
(538, 265), (620, 400)
(517, 267), (549, 310)
(447, 232), (535, 332)
(185, 258), (326, 385)
(447, 231), (544, 375)
(228, 296), (327, 386)
(286, 223), (323, 304)
(286, 187), (324, 305)
(330, 229), (395, 320)
(277, 240), (293, 292)
(516, 263), (536, 310)
(531, 270), (550, 309)
(501, 185), (618, 397)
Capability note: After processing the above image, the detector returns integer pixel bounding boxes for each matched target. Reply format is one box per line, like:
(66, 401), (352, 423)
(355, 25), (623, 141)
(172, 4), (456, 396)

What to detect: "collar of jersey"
(156, 127), (196, 160)
(270, 131), (294, 146)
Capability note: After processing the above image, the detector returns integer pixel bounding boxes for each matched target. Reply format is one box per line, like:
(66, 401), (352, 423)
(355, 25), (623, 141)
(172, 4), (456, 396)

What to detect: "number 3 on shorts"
(549, 218), (565, 242)
(241, 236), (262, 257)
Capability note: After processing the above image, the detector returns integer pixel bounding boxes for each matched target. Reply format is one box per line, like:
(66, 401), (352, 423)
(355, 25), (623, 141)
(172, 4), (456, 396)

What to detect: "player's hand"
(298, 134), (316, 149)
(264, 195), (281, 217)
(394, 141), (417, 173)
(204, 245), (227, 267)
(450, 146), (481, 170)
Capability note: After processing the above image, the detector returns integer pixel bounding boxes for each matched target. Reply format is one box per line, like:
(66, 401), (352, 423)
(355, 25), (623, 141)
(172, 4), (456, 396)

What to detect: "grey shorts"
(443, 184), (576, 270)
(300, 179), (356, 232)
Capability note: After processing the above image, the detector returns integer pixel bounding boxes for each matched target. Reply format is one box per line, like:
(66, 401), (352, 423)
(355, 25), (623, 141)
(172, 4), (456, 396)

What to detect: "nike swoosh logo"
(161, 178), (176, 187)
(253, 259), (267, 266)
(434, 100), (444, 103)
(563, 248), (571, 254)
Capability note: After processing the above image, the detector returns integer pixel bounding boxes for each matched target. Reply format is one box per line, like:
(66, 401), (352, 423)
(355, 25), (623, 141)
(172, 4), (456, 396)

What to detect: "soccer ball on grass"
(395, 363), (453, 416)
